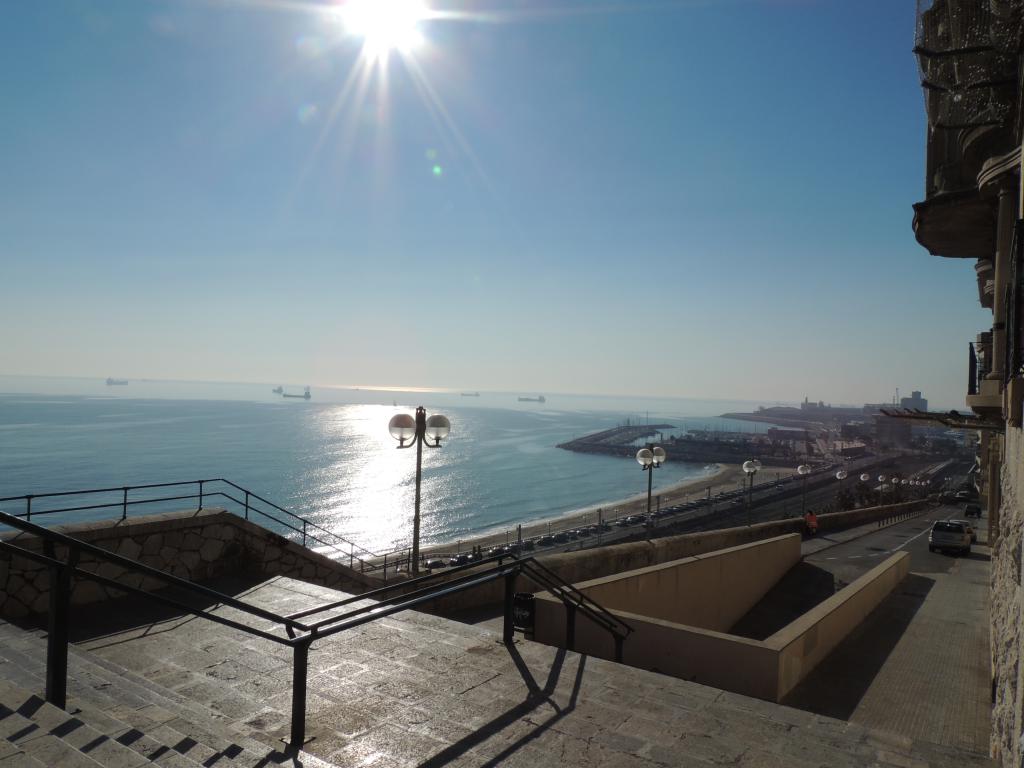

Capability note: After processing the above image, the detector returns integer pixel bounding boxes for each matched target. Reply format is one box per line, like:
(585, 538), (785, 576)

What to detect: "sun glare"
(339, 0), (428, 58)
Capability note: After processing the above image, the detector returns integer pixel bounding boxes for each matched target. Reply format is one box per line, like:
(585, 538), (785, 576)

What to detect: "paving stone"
(0, 573), (1000, 767)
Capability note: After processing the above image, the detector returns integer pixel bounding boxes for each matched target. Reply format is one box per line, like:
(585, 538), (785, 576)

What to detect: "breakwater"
(559, 424), (804, 467)
(556, 424), (676, 457)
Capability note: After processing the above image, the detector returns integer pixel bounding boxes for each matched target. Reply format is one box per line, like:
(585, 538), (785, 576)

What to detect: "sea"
(0, 376), (785, 555)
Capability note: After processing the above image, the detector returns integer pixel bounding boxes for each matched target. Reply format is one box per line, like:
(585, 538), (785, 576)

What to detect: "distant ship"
(461, 392), (480, 397)
(518, 395), (545, 403)
(282, 386), (311, 400)
(105, 378), (128, 386)
(272, 386), (283, 394)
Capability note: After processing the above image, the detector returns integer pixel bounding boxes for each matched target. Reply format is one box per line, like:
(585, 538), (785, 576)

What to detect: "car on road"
(537, 535), (555, 546)
(425, 558), (446, 570)
(964, 503), (982, 519)
(928, 520), (972, 555)
(955, 490), (972, 501)
(448, 553), (469, 567)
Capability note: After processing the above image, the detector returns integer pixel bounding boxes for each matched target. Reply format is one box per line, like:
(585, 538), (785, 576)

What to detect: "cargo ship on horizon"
(281, 386), (311, 400)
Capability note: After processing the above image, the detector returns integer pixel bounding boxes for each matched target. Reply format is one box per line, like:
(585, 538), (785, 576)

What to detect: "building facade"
(913, 2), (1024, 764)
(899, 390), (929, 411)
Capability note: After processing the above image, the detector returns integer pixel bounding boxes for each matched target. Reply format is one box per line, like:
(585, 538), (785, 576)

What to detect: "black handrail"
(0, 480), (382, 576)
(0, 541), (291, 646)
(0, 509), (308, 632)
(520, 559), (632, 638)
(1, 467), (855, 582)
(0, 507), (633, 752)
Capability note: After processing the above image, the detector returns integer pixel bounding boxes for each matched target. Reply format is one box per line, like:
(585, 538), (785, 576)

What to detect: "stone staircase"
(0, 620), (336, 767)
(0, 575), (998, 767)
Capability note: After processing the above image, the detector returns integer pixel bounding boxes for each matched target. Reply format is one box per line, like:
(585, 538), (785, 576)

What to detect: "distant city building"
(899, 390), (928, 411)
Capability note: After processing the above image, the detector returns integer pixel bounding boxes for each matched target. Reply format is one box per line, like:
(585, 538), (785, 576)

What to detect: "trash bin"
(512, 592), (535, 634)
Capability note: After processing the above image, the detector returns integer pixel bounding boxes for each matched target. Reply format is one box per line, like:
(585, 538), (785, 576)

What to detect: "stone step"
(0, 678), (162, 767)
(0, 625), (261, 764)
(0, 623), (337, 768)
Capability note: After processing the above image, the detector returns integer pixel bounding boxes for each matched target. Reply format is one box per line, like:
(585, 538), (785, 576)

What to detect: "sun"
(338, 0), (428, 58)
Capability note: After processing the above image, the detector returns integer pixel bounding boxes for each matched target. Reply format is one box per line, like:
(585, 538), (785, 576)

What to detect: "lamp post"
(388, 407), (451, 575)
(636, 445), (667, 517)
(797, 464), (812, 517)
(877, 475), (887, 507)
(835, 469), (848, 510)
(742, 459), (761, 526)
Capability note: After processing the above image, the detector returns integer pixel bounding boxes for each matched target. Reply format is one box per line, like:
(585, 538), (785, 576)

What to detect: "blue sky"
(0, 0), (988, 408)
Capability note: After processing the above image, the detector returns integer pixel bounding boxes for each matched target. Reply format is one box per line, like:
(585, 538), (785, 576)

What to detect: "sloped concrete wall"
(533, 548), (908, 702)
(0, 509), (372, 619)
(559, 535), (800, 631)
(772, 551), (909, 700)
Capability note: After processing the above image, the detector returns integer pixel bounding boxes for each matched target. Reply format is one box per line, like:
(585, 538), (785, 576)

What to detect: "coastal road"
(804, 502), (980, 584)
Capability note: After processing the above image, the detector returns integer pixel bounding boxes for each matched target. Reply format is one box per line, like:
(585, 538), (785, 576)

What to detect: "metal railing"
(0, 479), (384, 574)
(0, 509), (632, 751)
(0, 463), (852, 581)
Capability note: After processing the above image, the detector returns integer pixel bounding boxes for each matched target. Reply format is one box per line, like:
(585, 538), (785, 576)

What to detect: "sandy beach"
(426, 462), (799, 555)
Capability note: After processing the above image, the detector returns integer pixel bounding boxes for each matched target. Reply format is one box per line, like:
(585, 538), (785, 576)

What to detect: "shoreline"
(425, 462), (799, 554)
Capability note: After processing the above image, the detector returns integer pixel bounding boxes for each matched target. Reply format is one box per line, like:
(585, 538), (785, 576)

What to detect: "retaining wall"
(419, 499), (927, 617)
(531, 539), (909, 702)
(0, 508), (373, 619)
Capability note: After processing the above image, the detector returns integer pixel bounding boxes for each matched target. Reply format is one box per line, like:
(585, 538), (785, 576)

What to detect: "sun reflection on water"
(310, 404), (460, 554)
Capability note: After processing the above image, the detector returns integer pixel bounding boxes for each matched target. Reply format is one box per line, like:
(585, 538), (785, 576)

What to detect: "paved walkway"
(785, 507), (991, 756)
(66, 575), (992, 767)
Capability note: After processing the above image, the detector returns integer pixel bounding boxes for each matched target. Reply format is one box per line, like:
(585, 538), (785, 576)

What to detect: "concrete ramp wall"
(561, 534), (801, 631)
(533, 538), (909, 702)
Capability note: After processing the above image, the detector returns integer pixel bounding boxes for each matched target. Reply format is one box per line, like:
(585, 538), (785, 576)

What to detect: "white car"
(928, 520), (971, 555)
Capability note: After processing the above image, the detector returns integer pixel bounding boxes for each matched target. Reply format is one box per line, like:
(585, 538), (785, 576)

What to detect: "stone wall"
(993, 427), (1021, 765)
(419, 499), (928, 617)
(0, 509), (373, 620)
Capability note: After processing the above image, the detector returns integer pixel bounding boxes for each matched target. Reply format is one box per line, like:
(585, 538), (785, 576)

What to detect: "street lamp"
(858, 473), (870, 508)
(388, 407), (450, 575)
(797, 464), (812, 517)
(636, 445), (667, 517)
(742, 459), (761, 526)
(835, 469), (848, 509)
(877, 475), (887, 506)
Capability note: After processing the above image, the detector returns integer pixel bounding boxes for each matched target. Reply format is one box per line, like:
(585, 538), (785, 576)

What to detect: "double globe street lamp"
(636, 445), (667, 517)
(742, 459), (762, 526)
(388, 407), (451, 574)
(797, 464), (812, 516)
(835, 469), (848, 509)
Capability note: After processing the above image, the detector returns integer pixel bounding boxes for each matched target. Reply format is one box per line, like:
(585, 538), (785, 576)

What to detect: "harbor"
(556, 423), (676, 456)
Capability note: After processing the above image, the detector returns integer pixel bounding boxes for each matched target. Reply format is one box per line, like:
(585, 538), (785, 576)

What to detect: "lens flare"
(339, 0), (428, 58)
